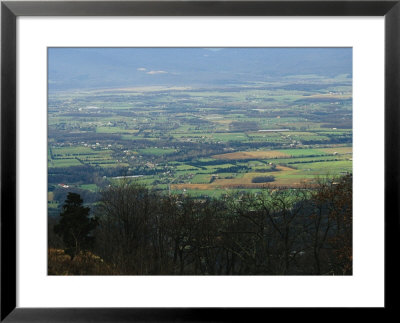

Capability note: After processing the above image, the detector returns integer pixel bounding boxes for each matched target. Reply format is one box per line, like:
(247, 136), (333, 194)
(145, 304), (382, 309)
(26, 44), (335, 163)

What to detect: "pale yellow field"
(320, 147), (352, 155)
(172, 183), (214, 190)
(212, 119), (233, 125)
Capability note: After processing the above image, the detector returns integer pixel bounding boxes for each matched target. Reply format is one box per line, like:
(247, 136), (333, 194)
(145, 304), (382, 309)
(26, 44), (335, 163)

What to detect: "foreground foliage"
(49, 174), (352, 275)
(48, 249), (117, 275)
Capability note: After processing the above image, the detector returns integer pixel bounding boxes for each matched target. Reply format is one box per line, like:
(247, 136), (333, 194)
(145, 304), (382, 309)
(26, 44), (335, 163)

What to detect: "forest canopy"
(49, 174), (352, 276)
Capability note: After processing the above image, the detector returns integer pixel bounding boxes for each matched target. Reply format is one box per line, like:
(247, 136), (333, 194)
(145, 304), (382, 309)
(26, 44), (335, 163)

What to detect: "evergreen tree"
(54, 192), (97, 259)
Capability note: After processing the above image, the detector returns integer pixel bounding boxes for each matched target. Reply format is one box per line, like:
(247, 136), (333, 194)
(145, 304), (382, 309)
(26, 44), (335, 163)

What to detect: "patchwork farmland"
(48, 73), (352, 209)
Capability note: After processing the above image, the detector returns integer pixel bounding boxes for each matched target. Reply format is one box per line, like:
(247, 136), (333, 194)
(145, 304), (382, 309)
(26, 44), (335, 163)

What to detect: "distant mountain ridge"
(48, 48), (352, 91)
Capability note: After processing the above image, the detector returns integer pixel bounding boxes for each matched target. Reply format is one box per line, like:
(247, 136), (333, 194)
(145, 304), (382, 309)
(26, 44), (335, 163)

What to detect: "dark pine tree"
(54, 192), (97, 259)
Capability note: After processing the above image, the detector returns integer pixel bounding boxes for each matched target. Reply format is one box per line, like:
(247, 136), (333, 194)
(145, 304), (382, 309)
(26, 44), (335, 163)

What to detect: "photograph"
(47, 47), (353, 276)
(2, 0), (397, 318)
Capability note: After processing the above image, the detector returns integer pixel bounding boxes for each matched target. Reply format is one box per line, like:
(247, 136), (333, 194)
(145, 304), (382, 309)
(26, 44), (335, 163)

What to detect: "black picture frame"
(1, 0), (399, 321)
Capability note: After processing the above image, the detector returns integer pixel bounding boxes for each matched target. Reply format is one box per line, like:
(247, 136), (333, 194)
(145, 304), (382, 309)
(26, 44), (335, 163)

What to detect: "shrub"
(251, 176), (275, 183)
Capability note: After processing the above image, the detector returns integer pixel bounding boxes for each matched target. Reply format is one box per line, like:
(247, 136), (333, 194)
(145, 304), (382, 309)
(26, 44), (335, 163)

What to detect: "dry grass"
(48, 248), (118, 275)
(320, 147), (352, 155)
(212, 119), (233, 125)
(172, 183), (214, 190)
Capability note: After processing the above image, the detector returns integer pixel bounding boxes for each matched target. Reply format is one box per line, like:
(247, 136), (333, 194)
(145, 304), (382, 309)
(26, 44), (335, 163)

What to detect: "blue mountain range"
(48, 47), (352, 91)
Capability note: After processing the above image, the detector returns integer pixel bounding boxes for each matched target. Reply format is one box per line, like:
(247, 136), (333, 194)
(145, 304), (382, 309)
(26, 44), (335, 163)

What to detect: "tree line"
(49, 174), (352, 275)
